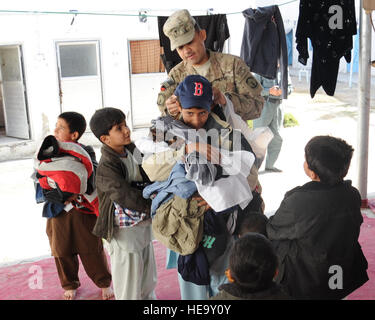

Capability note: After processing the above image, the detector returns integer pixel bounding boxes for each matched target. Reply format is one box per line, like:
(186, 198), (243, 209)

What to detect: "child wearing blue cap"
(166, 75), (264, 300)
(174, 75), (221, 166)
(175, 74), (213, 111)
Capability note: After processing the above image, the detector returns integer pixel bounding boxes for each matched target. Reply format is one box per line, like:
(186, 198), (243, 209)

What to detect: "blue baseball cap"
(174, 75), (213, 111)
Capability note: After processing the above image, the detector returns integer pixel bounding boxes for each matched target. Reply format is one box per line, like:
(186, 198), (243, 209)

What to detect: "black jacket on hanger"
(296, 0), (357, 98)
(240, 5), (288, 99)
(158, 14), (230, 73)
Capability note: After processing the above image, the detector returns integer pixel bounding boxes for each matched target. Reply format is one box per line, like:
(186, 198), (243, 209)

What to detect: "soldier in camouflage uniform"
(156, 9), (266, 301)
(157, 9), (264, 121)
(157, 9), (264, 194)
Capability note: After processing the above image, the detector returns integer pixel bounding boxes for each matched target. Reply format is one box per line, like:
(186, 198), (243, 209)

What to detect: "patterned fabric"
(35, 135), (93, 195)
(156, 50), (264, 121)
(295, 0), (357, 97)
(34, 135), (99, 216)
(158, 13), (230, 73)
(113, 202), (148, 228)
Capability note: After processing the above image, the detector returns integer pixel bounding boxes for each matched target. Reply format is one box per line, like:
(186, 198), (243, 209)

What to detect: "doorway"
(0, 45), (30, 141)
(56, 41), (103, 130)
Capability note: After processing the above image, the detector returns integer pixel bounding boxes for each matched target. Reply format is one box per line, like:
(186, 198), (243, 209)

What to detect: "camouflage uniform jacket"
(157, 50), (265, 121)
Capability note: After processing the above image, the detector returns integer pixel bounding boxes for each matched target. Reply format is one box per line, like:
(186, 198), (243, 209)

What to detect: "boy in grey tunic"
(90, 107), (157, 300)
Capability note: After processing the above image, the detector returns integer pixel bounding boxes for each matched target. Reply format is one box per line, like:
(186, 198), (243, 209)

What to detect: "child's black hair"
(305, 135), (354, 186)
(239, 212), (269, 237)
(230, 233), (278, 292)
(58, 111), (86, 140)
(89, 107), (126, 141)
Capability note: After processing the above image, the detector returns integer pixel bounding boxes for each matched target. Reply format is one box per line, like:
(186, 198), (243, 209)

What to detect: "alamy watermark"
(328, 265), (343, 290)
(328, 5), (344, 30)
(132, 120), (248, 175)
(28, 265), (43, 289)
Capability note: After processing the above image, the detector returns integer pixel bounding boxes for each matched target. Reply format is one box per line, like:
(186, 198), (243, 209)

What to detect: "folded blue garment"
(42, 201), (65, 218)
(143, 162), (197, 216)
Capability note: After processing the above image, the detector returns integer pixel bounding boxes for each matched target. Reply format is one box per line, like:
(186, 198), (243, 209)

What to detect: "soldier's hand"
(212, 87), (226, 106)
(166, 95), (180, 116)
(269, 86), (282, 96)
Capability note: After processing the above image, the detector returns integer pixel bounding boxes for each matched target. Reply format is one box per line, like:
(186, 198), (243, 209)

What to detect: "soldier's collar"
(184, 50), (210, 73)
(205, 50), (225, 80)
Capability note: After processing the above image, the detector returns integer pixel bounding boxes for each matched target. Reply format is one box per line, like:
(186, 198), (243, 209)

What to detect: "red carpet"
(0, 216), (374, 300)
(0, 240), (180, 300)
(368, 199), (375, 214)
(346, 215), (375, 300)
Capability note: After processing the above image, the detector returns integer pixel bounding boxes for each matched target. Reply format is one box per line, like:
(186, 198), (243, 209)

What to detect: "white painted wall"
(0, 4), (225, 146)
(0, 12), (164, 145)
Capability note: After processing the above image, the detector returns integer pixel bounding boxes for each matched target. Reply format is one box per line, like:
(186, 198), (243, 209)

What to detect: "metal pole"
(357, 0), (371, 207)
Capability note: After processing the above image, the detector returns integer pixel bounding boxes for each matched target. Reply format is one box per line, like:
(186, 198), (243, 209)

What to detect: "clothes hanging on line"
(158, 14), (230, 73)
(240, 5), (288, 100)
(295, 0), (357, 98)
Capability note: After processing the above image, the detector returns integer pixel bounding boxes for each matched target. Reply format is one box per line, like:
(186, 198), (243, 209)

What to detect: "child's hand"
(64, 194), (78, 205)
(192, 194), (211, 212)
(269, 86), (282, 96)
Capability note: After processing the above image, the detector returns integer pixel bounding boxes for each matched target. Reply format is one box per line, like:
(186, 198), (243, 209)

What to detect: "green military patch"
(246, 77), (258, 89)
(157, 93), (166, 106)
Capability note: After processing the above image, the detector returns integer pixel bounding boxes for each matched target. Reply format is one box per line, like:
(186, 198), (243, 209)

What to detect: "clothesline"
(0, 0), (299, 18)
(226, 0), (299, 15)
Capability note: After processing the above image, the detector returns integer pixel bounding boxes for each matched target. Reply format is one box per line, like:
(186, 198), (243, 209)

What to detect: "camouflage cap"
(163, 9), (196, 51)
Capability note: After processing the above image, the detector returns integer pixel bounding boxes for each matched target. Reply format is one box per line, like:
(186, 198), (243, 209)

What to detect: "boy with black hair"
(238, 212), (269, 238)
(89, 107), (157, 300)
(36, 111), (113, 300)
(304, 135), (352, 185)
(267, 135), (369, 299)
(211, 233), (290, 300)
(55, 111), (87, 142)
(148, 74), (261, 300)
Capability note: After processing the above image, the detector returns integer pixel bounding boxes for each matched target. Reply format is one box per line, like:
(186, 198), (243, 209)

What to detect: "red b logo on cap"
(193, 82), (203, 96)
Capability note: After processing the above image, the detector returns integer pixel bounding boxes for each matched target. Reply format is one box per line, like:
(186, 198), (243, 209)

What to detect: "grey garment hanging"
(240, 5), (288, 100)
